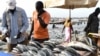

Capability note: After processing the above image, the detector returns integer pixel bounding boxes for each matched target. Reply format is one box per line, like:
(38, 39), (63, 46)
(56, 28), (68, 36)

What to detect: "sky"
(0, 0), (100, 18)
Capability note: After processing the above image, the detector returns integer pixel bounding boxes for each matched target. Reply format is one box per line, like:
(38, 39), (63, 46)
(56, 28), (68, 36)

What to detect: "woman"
(62, 18), (73, 42)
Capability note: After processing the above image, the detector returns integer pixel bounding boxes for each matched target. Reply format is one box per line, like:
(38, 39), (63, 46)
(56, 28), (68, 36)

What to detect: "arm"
(20, 10), (29, 33)
(62, 26), (65, 33)
(70, 23), (73, 31)
(38, 9), (47, 28)
(38, 12), (50, 28)
(30, 20), (34, 36)
(28, 20), (34, 40)
(1, 12), (10, 37)
(38, 16), (47, 28)
(2, 12), (8, 34)
(62, 21), (66, 33)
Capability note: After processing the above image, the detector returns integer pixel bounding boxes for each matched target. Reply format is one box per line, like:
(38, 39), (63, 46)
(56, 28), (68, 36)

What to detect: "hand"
(84, 27), (89, 32)
(17, 32), (21, 39)
(28, 32), (33, 40)
(28, 34), (31, 40)
(38, 9), (45, 16)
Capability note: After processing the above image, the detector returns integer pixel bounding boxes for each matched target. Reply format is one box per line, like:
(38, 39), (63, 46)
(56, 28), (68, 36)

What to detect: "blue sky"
(0, 0), (100, 18)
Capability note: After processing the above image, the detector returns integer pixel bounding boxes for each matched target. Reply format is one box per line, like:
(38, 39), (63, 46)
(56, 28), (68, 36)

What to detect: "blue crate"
(0, 51), (13, 56)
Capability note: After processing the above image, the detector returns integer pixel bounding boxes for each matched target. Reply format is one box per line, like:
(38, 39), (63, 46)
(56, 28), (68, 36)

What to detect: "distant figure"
(52, 24), (55, 29)
(84, 7), (100, 43)
(62, 18), (73, 43)
(29, 1), (51, 43)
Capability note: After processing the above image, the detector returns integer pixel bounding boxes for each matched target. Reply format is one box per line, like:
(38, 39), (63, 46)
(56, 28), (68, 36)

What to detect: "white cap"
(6, 0), (16, 10)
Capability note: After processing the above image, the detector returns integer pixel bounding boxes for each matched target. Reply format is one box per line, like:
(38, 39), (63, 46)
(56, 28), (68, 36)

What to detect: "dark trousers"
(32, 37), (49, 43)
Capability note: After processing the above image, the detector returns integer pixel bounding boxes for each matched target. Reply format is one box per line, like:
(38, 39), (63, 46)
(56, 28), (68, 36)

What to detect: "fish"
(29, 41), (43, 50)
(36, 48), (54, 56)
(67, 41), (95, 52)
(54, 45), (80, 56)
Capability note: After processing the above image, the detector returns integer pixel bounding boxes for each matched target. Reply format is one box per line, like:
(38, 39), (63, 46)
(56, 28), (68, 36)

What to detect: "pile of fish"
(0, 40), (7, 50)
(10, 37), (97, 56)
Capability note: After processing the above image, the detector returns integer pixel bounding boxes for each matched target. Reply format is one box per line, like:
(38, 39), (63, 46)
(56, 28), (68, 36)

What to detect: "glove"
(16, 32), (21, 39)
(5, 31), (10, 37)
